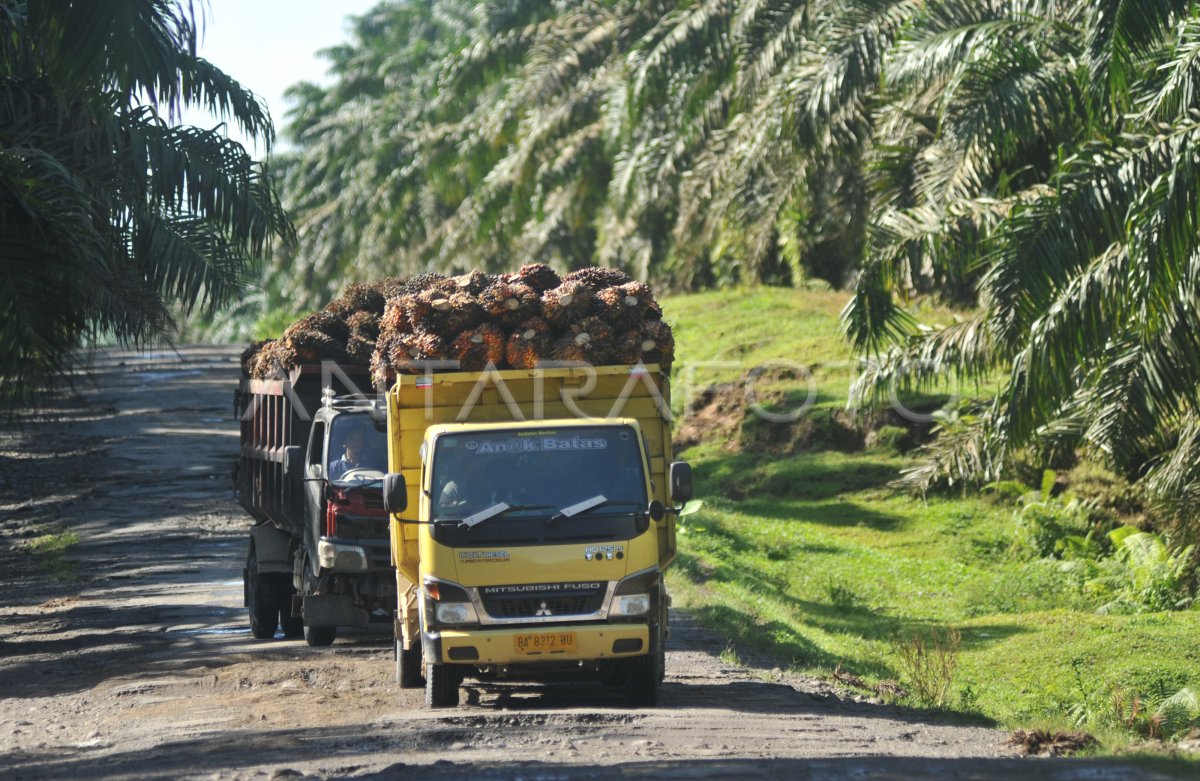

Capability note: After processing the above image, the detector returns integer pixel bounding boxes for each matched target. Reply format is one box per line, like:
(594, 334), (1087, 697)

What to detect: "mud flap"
(249, 524), (293, 574)
(302, 595), (369, 628)
(398, 580), (420, 647)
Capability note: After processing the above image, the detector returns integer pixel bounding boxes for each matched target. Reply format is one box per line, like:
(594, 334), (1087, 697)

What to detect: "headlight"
(317, 540), (367, 571)
(610, 593), (651, 616)
(435, 602), (479, 625)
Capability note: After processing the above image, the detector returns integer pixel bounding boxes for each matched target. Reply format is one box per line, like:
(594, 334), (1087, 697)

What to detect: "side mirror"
(647, 500), (666, 522)
(283, 446), (303, 480)
(669, 461), (693, 504)
(383, 472), (407, 514)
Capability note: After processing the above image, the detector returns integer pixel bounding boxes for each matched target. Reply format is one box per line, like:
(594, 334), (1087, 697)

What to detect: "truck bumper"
(427, 623), (650, 665)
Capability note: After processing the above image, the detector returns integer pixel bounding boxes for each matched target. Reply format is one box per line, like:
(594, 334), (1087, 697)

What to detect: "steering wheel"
(338, 468), (384, 481)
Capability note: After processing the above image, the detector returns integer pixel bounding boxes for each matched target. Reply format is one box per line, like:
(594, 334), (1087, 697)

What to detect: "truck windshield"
(430, 425), (647, 546)
(328, 413), (388, 484)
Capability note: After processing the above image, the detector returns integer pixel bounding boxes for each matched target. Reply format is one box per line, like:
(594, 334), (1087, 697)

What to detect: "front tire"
(425, 663), (459, 708)
(304, 624), (336, 647)
(626, 651), (663, 707)
(246, 548), (278, 640)
(396, 638), (424, 688)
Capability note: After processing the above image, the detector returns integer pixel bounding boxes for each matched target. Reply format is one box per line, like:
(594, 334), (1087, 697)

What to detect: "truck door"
(302, 419), (328, 571)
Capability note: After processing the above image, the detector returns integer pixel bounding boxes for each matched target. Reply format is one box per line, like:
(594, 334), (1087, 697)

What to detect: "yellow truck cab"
(380, 364), (691, 707)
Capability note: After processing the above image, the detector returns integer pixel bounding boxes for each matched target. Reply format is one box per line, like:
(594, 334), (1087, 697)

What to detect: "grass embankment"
(662, 287), (1200, 753)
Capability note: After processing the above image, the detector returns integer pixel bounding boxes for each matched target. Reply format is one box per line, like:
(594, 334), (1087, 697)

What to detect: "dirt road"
(0, 346), (1174, 780)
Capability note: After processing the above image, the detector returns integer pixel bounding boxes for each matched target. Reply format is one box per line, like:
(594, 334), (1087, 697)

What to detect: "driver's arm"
(438, 480), (461, 509)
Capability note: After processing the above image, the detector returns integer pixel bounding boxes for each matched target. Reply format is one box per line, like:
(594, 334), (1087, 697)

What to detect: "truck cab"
(381, 366), (690, 707)
(288, 398), (395, 645)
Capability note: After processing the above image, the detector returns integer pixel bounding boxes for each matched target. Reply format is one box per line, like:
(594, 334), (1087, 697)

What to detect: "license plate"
(514, 631), (577, 655)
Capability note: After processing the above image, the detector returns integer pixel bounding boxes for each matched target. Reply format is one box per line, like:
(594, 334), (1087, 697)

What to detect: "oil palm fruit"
(542, 280), (594, 326)
(453, 323), (506, 371)
(562, 266), (632, 291)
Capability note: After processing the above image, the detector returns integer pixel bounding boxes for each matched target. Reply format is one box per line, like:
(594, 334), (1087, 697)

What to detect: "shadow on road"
(8, 731), (1179, 781)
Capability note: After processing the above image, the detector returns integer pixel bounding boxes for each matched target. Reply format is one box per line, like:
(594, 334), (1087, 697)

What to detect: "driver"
(329, 428), (367, 481)
(437, 459), (494, 515)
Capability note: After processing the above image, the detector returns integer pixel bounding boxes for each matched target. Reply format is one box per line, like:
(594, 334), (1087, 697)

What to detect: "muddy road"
(0, 346), (1173, 780)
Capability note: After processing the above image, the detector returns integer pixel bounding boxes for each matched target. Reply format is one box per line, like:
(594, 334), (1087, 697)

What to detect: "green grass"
(660, 287), (1200, 755)
(666, 286), (995, 420)
(25, 530), (79, 581)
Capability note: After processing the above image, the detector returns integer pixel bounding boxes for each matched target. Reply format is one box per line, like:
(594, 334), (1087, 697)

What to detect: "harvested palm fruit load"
(241, 264), (673, 384)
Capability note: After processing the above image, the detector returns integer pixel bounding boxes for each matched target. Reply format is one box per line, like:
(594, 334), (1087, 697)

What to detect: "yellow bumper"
(438, 623), (649, 665)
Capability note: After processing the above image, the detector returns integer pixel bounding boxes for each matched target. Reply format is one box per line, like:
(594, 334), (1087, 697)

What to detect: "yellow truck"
(380, 363), (691, 707)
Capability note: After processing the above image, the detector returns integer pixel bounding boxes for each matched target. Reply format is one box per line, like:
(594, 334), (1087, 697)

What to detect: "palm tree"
(844, 0), (1200, 534)
(274, 0), (905, 297)
(0, 0), (292, 404)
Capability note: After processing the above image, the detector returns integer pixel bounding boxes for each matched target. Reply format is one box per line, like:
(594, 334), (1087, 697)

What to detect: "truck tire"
(303, 624), (336, 647)
(246, 549), (278, 640)
(396, 638), (424, 688)
(625, 651), (662, 707)
(280, 608), (303, 638)
(628, 600), (666, 706)
(425, 663), (459, 708)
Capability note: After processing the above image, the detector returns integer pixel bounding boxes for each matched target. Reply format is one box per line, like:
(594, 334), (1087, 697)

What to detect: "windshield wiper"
(546, 496), (643, 526)
(458, 503), (555, 528)
(547, 495), (606, 526)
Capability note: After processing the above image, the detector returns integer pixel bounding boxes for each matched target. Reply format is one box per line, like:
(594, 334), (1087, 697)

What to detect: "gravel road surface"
(0, 346), (1176, 780)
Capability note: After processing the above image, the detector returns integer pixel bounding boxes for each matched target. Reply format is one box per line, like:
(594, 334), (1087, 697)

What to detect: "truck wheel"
(425, 663), (459, 708)
(246, 549), (278, 640)
(396, 638), (424, 688)
(303, 624), (336, 647)
(626, 651), (663, 707)
(279, 608), (303, 638)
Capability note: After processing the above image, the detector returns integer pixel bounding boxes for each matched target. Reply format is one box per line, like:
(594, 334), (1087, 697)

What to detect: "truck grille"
(358, 493), (384, 509)
(479, 583), (606, 619)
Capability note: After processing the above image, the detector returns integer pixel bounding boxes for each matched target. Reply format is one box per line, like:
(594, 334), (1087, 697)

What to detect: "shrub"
(871, 425), (912, 454)
(1086, 528), (1194, 614)
(1010, 471), (1094, 558)
(891, 627), (961, 708)
(1065, 460), (1145, 518)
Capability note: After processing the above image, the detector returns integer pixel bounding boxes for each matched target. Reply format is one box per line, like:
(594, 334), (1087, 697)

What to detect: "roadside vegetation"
(24, 531), (79, 582)
(0, 0), (292, 406)
(664, 287), (1200, 754)
(186, 0), (1200, 546)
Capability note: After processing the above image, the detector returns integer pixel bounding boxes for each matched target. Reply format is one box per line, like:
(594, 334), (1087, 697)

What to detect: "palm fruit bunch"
(241, 339), (269, 376)
(402, 288), (457, 333)
(249, 340), (292, 379)
(242, 276), (397, 379)
(506, 317), (552, 369)
(244, 265), (674, 383)
(597, 281), (659, 331)
(562, 266), (632, 291)
(552, 313), (615, 364)
(541, 279), (594, 326)
(516, 263), (561, 293)
(339, 282), (386, 315)
(637, 318), (675, 368)
(482, 280), (540, 329)
(449, 269), (495, 296)
(452, 323), (506, 371)
(277, 311), (350, 365)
